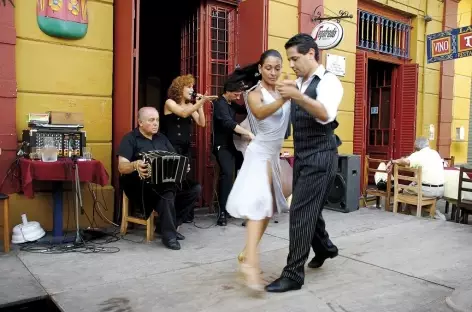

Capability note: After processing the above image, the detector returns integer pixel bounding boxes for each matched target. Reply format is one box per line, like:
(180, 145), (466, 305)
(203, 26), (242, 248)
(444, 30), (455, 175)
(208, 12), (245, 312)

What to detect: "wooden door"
(394, 63), (419, 159)
(354, 51), (368, 192)
(193, 2), (237, 207)
(0, 2), (17, 194)
(112, 0), (140, 219)
(237, 0), (268, 66)
(366, 61), (395, 161)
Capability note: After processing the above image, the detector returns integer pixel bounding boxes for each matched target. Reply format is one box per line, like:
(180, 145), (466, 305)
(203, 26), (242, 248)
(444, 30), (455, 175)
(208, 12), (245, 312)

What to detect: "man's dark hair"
(223, 80), (244, 93)
(285, 33), (320, 62)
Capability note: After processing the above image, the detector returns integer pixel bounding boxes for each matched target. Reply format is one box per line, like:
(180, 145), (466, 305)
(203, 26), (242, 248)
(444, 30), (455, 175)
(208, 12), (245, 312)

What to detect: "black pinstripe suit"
(281, 73), (342, 285)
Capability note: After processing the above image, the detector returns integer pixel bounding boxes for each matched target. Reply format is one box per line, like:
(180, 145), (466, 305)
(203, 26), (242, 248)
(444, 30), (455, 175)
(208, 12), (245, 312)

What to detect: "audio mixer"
(22, 129), (86, 157)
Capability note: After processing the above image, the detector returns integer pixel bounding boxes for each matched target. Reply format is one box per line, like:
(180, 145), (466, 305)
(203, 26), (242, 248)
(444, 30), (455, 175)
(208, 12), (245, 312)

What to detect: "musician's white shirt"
(295, 64), (344, 125)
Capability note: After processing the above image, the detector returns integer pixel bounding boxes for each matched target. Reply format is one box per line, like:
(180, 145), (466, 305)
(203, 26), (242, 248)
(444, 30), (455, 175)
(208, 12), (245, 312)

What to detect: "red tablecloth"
(20, 158), (109, 198)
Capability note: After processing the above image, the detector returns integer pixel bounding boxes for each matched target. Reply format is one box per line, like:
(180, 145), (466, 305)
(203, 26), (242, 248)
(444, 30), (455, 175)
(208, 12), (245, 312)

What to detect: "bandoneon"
(139, 150), (189, 185)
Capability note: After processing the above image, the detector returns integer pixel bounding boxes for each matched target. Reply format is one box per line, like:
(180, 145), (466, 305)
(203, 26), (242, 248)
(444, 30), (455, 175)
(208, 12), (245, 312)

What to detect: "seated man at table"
(117, 106), (201, 251)
(387, 136), (445, 198)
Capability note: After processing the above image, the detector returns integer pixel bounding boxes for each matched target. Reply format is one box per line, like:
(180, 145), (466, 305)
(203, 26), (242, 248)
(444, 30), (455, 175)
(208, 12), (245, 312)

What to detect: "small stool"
(120, 192), (158, 242)
(1, 193), (10, 253)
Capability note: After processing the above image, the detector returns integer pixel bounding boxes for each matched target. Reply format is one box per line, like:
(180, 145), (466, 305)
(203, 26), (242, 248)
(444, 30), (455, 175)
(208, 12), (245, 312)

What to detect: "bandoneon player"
(117, 107), (202, 250)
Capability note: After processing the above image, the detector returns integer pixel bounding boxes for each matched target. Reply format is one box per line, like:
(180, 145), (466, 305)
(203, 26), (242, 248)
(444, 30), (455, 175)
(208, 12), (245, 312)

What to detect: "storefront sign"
(426, 25), (472, 63)
(311, 21), (344, 50)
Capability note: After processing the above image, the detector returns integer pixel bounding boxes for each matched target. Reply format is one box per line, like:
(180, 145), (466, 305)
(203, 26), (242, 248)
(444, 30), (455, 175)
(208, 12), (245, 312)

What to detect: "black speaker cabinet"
(325, 154), (361, 213)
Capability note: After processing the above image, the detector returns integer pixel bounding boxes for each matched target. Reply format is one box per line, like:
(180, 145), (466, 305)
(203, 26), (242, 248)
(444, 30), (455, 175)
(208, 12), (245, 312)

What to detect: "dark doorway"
(366, 59), (397, 161)
(137, 0), (200, 116)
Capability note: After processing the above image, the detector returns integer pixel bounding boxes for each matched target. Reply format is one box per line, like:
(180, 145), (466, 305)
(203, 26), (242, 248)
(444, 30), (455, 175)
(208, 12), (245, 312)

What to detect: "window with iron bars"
(181, 11), (200, 85)
(357, 9), (412, 59)
(209, 6), (235, 96)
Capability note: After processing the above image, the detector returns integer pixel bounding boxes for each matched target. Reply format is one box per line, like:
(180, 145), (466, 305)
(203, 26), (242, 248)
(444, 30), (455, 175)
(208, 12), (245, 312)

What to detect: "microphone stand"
(72, 155), (84, 245)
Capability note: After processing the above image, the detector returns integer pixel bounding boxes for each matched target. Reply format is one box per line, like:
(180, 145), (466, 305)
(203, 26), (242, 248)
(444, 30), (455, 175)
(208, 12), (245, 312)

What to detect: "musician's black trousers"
(172, 142), (195, 222)
(155, 180), (201, 241)
(123, 179), (201, 241)
(281, 150), (338, 285)
(213, 145), (243, 215)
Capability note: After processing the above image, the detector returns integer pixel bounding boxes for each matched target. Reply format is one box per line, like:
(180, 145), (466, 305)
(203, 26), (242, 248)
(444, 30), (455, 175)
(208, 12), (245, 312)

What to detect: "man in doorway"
(212, 80), (254, 226)
(265, 33), (344, 292)
(118, 107), (202, 250)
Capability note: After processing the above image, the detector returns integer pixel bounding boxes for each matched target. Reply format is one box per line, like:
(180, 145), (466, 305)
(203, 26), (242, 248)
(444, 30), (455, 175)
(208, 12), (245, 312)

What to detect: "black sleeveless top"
(161, 113), (192, 156)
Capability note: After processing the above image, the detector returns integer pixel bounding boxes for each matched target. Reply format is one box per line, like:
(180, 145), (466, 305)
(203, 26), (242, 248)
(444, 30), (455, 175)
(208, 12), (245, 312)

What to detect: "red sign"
(431, 37), (451, 57)
(458, 31), (472, 52)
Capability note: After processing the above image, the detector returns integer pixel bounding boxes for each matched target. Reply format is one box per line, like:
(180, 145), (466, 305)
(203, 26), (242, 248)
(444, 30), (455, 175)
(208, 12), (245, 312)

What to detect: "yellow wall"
(451, 0), (472, 163)
(7, 0), (115, 233)
(268, 0), (298, 154)
(323, 0), (357, 155)
(323, 0), (446, 156)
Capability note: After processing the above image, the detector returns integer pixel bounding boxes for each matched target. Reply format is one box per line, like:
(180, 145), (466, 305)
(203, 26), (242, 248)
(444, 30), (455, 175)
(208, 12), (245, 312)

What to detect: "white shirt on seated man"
(387, 136), (445, 198)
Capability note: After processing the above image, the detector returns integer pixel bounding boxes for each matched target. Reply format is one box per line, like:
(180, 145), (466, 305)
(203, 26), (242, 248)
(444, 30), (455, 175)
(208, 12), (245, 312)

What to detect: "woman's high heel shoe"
(238, 251), (245, 264)
(238, 251), (263, 274)
(240, 263), (264, 293)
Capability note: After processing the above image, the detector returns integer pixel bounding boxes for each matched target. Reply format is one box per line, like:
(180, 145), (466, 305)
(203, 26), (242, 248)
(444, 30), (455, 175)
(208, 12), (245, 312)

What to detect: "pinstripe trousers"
(281, 148), (338, 285)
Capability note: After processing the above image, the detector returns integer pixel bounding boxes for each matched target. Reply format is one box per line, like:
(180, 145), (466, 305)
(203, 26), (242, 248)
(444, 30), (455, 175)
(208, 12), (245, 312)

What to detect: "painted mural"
(37, 0), (88, 39)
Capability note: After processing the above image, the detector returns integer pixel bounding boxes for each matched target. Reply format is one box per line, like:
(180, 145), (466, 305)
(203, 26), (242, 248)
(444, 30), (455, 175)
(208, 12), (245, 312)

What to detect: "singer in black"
(212, 79), (255, 226)
(265, 34), (344, 292)
(161, 74), (216, 222)
(118, 107), (202, 251)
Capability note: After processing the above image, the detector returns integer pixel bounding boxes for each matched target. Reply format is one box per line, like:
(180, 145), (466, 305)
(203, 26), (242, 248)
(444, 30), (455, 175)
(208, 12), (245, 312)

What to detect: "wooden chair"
(392, 164), (437, 217)
(443, 156), (455, 168)
(120, 192), (158, 242)
(454, 165), (472, 224)
(364, 155), (393, 210)
(1, 193), (10, 253)
(443, 155), (455, 214)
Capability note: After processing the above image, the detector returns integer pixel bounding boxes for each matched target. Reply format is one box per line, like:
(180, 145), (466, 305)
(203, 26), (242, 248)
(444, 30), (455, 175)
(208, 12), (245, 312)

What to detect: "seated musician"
(118, 106), (202, 251)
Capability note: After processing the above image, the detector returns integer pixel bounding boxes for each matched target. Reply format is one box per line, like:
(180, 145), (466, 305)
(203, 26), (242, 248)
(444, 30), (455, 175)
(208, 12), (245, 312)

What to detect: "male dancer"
(265, 33), (344, 292)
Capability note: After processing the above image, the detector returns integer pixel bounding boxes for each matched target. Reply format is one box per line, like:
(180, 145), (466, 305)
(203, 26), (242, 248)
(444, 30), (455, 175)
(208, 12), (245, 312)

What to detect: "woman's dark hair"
(284, 33), (319, 62)
(225, 49), (282, 91)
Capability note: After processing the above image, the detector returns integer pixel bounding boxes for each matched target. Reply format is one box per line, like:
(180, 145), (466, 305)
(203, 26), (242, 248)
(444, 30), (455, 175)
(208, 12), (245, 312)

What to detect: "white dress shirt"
(295, 64), (344, 125)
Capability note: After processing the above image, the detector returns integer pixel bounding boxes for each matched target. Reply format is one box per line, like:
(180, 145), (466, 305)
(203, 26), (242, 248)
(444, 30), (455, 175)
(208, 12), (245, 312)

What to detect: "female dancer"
(226, 49), (291, 291)
(162, 74), (216, 222)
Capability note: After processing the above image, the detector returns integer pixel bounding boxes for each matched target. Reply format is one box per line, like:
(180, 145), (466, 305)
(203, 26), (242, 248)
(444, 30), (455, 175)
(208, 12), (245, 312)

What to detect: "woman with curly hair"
(161, 75), (215, 223)
(162, 74), (216, 158)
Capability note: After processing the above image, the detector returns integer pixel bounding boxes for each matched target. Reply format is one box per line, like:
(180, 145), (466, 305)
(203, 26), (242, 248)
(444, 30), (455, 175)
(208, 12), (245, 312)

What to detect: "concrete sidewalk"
(1, 205), (472, 311)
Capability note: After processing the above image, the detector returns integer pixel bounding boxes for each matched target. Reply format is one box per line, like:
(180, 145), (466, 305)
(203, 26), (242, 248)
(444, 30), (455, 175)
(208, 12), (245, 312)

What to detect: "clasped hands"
(275, 76), (302, 101)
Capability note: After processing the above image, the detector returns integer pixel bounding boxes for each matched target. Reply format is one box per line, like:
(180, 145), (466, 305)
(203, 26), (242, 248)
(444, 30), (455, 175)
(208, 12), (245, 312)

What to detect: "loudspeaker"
(324, 154), (361, 213)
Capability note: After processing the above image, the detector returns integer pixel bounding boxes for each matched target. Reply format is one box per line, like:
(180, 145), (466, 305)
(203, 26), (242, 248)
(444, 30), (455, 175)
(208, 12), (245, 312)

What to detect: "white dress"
(226, 83), (291, 220)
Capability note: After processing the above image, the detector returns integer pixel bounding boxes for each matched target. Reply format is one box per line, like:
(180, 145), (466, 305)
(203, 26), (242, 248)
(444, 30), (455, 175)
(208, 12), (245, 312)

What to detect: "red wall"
(0, 3), (17, 194)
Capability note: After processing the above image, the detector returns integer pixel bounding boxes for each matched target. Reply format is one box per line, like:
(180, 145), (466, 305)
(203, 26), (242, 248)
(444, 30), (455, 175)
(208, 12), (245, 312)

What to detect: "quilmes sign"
(426, 25), (472, 63)
(311, 21), (344, 50)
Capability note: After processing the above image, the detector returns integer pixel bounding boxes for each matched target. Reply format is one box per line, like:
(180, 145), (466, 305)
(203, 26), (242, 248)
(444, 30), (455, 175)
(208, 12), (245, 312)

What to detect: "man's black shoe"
(162, 238), (181, 250)
(176, 232), (185, 240)
(265, 277), (302, 293)
(308, 248), (338, 268)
